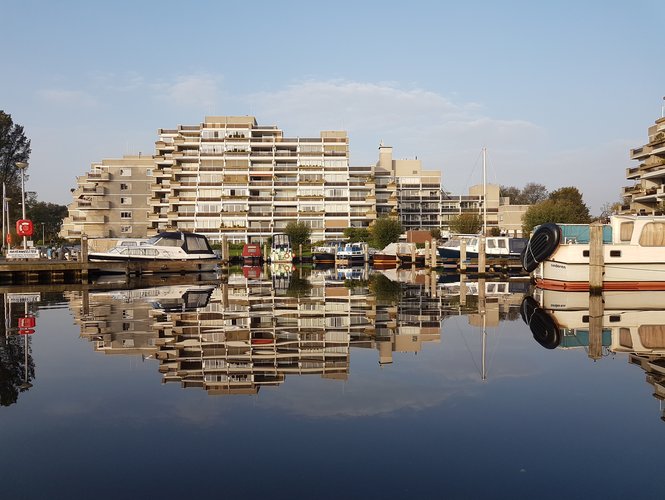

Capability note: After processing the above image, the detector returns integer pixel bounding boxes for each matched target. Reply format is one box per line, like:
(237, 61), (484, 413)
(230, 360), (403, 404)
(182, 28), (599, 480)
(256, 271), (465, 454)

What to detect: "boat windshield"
(146, 235), (182, 247)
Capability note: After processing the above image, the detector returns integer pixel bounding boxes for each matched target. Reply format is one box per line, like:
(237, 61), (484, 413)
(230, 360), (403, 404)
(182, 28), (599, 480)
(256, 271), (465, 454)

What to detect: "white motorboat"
(88, 231), (218, 263)
(522, 215), (665, 291)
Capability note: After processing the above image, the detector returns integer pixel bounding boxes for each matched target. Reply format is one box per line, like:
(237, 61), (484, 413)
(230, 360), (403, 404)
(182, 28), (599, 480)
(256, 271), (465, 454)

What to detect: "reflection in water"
(0, 293), (37, 405)
(523, 288), (665, 421)
(66, 267), (526, 395)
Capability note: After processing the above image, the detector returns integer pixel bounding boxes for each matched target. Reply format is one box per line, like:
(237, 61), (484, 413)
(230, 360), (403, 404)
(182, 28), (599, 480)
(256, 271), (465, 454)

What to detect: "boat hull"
(534, 244), (665, 291)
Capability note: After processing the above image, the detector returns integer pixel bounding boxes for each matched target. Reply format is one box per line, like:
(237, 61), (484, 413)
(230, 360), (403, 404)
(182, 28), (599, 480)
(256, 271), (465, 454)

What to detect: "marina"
(2, 267), (665, 499)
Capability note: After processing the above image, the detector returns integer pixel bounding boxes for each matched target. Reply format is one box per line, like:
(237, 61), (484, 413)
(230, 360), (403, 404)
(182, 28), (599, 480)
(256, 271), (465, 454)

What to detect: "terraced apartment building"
(623, 115), (665, 214)
(60, 155), (153, 239)
(62, 115), (523, 242)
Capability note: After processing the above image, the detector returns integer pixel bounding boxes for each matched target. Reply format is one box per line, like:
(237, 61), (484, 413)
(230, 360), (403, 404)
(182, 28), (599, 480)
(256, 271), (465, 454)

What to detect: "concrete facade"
(624, 116), (665, 214)
(60, 155), (153, 239)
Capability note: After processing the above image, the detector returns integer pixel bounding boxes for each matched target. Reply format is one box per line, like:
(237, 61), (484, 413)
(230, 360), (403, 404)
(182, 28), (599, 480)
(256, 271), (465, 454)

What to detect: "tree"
(430, 228), (442, 240)
(343, 227), (370, 243)
(369, 216), (403, 250)
(449, 213), (482, 235)
(284, 221), (311, 248)
(520, 182), (548, 205)
(499, 185), (521, 203)
(26, 201), (69, 244)
(548, 186), (591, 221)
(522, 199), (591, 234)
(499, 183), (548, 205)
(0, 111), (31, 203)
(599, 200), (622, 223)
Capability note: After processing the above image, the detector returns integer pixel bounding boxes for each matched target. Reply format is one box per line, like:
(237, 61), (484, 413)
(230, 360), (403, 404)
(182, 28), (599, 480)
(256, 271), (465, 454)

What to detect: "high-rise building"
(149, 116), (375, 243)
(624, 115), (665, 214)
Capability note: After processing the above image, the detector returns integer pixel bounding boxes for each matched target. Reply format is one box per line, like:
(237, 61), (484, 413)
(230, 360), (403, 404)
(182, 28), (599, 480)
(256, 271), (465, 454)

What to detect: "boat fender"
(521, 223), (561, 273)
(520, 296), (561, 349)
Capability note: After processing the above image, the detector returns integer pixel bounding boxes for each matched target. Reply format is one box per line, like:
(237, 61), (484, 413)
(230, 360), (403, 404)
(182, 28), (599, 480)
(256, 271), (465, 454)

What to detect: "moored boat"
(242, 243), (263, 264)
(88, 231), (219, 272)
(522, 215), (665, 291)
(270, 233), (295, 263)
(335, 242), (367, 265)
(312, 242), (340, 265)
(438, 235), (527, 259)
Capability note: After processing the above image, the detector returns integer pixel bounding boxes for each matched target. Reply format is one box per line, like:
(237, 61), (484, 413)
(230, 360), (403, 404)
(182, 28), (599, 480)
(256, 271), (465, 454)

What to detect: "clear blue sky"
(2, 0), (663, 213)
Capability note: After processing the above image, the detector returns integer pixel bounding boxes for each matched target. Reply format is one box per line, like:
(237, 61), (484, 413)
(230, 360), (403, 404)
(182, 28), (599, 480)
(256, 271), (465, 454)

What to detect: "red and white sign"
(16, 219), (33, 237)
(18, 329), (35, 335)
(18, 316), (36, 329)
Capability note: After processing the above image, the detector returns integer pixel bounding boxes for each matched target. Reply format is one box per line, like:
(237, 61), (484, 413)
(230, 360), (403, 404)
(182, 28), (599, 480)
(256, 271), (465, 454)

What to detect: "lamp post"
(16, 162), (28, 250)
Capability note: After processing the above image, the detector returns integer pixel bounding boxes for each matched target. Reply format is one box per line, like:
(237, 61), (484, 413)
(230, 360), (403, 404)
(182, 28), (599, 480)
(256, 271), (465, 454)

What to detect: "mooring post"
(589, 222), (604, 294)
(81, 234), (89, 284)
(411, 243), (416, 267)
(478, 236), (486, 276)
(299, 243), (303, 263)
(588, 293), (604, 360)
(431, 238), (437, 267)
(460, 239), (467, 272)
(424, 240), (430, 267)
(460, 273), (467, 306)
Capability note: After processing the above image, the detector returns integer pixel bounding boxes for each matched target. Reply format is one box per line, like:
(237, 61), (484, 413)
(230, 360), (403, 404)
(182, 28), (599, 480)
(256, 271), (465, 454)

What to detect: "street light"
(15, 162), (28, 250)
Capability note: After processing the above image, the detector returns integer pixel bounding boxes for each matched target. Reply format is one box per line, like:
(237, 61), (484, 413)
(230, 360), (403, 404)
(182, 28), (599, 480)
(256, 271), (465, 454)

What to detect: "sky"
(2, 0), (664, 214)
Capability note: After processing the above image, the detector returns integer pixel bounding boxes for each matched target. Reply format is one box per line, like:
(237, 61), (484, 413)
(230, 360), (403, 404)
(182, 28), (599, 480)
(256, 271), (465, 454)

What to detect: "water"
(0, 267), (663, 499)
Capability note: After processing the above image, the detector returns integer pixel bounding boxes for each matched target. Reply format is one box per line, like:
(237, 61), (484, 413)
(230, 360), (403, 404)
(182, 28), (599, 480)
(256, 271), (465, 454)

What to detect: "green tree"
(449, 213), (482, 234)
(430, 227), (442, 240)
(548, 186), (591, 221)
(369, 216), (403, 249)
(284, 221), (311, 248)
(0, 111), (31, 204)
(343, 227), (370, 242)
(522, 200), (588, 234)
(26, 201), (69, 244)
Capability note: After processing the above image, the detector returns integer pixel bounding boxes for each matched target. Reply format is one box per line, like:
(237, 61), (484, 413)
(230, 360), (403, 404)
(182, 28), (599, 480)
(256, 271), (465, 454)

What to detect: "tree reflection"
(0, 336), (34, 406)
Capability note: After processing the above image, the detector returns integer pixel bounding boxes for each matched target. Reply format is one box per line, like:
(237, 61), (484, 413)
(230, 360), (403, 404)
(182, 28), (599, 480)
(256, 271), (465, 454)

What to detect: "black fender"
(521, 223), (561, 273)
(520, 296), (561, 349)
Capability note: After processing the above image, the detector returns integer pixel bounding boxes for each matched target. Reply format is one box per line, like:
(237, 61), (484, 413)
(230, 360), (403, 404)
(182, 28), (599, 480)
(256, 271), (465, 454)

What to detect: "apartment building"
(149, 116), (375, 243)
(624, 115), (665, 214)
(374, 144), (441, 231)
(60, 155), (153, 239)
(61, 117), (526, 243)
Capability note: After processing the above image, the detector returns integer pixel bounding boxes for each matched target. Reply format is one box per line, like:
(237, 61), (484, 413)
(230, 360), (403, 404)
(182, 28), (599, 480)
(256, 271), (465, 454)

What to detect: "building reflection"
(522, 288), (665, 421)
(66, 266), (476, 395)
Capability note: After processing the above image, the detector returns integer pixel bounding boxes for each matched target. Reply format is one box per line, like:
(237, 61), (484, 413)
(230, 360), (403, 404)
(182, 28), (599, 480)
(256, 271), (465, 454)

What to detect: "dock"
(0, 258), (221, 285)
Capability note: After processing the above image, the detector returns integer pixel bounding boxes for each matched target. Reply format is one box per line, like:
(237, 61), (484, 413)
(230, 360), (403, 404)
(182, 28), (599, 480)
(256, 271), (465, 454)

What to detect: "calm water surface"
(1, 267), (663, 499)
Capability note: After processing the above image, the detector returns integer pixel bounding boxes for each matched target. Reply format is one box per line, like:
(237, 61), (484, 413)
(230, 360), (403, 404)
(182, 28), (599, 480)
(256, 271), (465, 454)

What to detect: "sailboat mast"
(482, 147), (487, 236)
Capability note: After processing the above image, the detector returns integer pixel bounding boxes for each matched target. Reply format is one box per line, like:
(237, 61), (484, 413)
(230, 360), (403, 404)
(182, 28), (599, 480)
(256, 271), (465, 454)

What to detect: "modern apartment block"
(61, 116), (526, 243)
(149, 116), (375, 243)
(60, 155), (153, 239)
(374, 144), (442, 232)
(624, 115), (665, 214)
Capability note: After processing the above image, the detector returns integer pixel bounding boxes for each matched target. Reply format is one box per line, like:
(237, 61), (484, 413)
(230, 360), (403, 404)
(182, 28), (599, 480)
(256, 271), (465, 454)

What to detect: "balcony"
(631, 145), (652, 160)
(626, 166), (640, 179)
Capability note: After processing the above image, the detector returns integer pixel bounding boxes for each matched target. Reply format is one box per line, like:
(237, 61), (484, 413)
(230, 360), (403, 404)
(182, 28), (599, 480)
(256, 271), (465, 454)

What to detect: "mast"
(482, 147), (487, 236)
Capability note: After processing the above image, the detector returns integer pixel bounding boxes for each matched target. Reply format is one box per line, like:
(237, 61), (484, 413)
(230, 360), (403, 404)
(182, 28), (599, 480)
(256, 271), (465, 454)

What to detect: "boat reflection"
(522, 288), (665, 421)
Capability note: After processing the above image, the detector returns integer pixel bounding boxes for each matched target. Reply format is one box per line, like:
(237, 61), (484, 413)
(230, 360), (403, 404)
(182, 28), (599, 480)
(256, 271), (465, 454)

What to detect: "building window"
(121, 225), (132, 233)
(120, 197), (132, 205)
(120, 183), (130, 191)
(120, 212), (132, 219)
(120, 168), (131, 177)
(146, 168), (152, 177)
